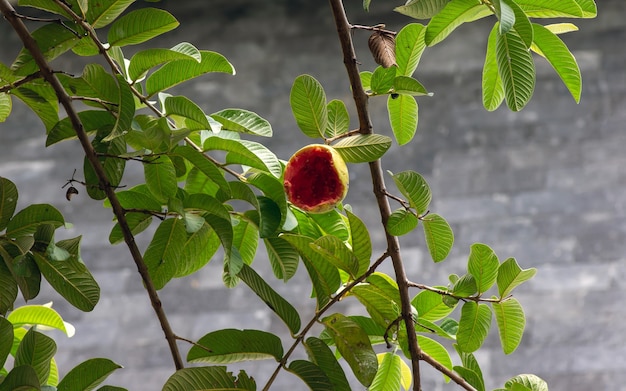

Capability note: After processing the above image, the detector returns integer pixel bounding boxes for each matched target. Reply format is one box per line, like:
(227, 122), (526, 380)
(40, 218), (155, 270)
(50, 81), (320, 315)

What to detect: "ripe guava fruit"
(283, 144), (349, 214)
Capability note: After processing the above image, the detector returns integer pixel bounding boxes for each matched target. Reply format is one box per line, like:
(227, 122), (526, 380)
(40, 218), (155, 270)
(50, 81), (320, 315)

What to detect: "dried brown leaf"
(368, 31), (397, 68)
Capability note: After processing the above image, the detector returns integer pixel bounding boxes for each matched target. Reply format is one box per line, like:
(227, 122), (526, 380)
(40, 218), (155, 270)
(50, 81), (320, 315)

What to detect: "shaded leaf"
(162, 367), (255, 391)
(264, 237), (299, 281)
(0, 365), (40, 391)
(0, 260), (17, 315)
(303, 337), (351, 391)
(187, 329), (283, 364)
(171, 145), (230, 196)
(496, 28), (535, 111)
(310, 235), (360, 279)
(15, 328), (56, 384)
(287, 360), (334, 390)
(57, 358), (122, 391)
(107, 8), (179, 47)
(144, 155), (178, 203)
(333, 134), (391, 163)
(143, 218), (187, 290)
(204, 137), (282, 178)
(424, 0), (491, 46)
(0, 177), (18, 231)
(12, 23), (81, 75)
(129, 42), (201, 82)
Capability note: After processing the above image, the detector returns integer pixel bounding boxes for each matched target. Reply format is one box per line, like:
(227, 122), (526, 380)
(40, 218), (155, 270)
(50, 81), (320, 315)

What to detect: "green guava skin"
(283, 144), (349, 214)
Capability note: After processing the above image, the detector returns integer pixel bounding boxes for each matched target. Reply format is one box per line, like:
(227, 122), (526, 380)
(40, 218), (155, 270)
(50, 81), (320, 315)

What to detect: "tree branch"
(328, 1), (423, 390)
(0, 0), (185, 371)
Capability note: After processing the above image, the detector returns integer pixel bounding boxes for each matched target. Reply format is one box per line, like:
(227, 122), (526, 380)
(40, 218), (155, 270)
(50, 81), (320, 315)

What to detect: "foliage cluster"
(0, 0), (595, 390)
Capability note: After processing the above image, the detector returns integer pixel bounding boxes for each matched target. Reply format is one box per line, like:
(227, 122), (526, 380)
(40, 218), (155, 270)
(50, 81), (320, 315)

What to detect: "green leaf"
(203, 137), (282, 178)
(497, 258), (536, 298)
(175, 222), (220, 278)
(417, 336), (453, 381)
(162, 367), (255, 391)
(103, 74), (135, 142)
(390, 170), (431, 214)
(17, 0), (75, 19)
(237, 264), (301, 334)
(412, 289), (455, 322)
(310, 235), (360, 279)
(346, 210), (372, 274)
(467, 243), (499, 294)
(85, 0), (135, 28)
(393, 76), (430, 96)
(530, 23), (582, 103)
(505, 0), (533, 48)
(395, 23), (426, 76)
(15, 328), (56, 384)
(171, 145), (230, 196)
(144, 155), (178, 203)
(0, 178), (18, 231)
(325, 100), (350, 138)
(164, 95), (211, 131)
(84, 132), (126, 200)
(264, 237), (299, 281)
(453, 346), (486, 391)
(573, 0), (597, 17)
(145, 51), (235, 97)
(12, 83), (59, 131)
(394, 0), (450, 19)
(107, 8), (179, 47)
(457, 302), (491, 353)
(0, 365), (40, 391)
(495, 0), (516, 35)
(505, 374), (548, 391)
(350, 283), (400, 329)
(129, 42), (201, 82)
(232, 217), (258, 265)
(370, 353), (402, 391)
(333, 134), (391, 163)
(287, 360), (334, 390)
(210, 108), (272, 137)
(387, 94), (418, 145)
(492, 298), (526, 354)
(321, 313), (378, 387)
(386, 209), (418, 236)
(360, 71), (372, 91)
(425, 0), (492, 46)
(482, 24), (505, 111)
(7, 305), (72, 336)
(281, 234), (341, 309)
(513, 0), (583, 18)
(0, 92), (11, 123)
(57, 358), (123, 391)
(371, 66), (397, 95)
(6, 204), (64, 238)
(0, 260), (17, 316)
(303, 337), (351, 391)
(290, 74), (328, 139)
(109, 213), (153, 245)
(47, 110), (116, 147)
(187, 329), (283, 364)
(453, 366), (485, 391)
(496, 28), (535, 111)
(452, 273), (477, 297)
(12, 23), (81, 75)
(144, 218), (187, 290)
(0, 316), (12, 368)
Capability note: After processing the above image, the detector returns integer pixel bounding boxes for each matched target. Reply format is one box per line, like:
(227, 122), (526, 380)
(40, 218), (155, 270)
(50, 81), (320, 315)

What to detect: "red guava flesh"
(284, 144), (348, 213)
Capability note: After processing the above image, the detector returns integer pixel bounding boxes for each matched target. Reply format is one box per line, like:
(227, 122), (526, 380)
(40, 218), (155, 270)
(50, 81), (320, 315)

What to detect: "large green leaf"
(573, 0), (597, 17)
(203, 137), (282, 178)
(175, 222), (220, 277)
(0, 177), (18, 231)
(370, 353), (402, 391)
(325, 99), (350, 138)
(247, 172), (288, 230)
(15, 328), (56, 384)
(394, 0), (451, 19)
(57, 358), (122, 391)
(143, 218), (187, 290)
(0, 260), (17, 315)
(7, 305), (72, 336)
(497, 258), (536, 298)
(0, 316), (13, 368)
(467, 243), (499, 294)
(0, 364), (40, 391)
(84, 132), (126, 200)
(418, 335), (453, 381)
(386, 209), (418, 237)
(0, 92), (11, 123)
(496, 28), (535, 111)
(346, 210), (372, 274)
(281, 234), (341, 309)
(505, 0), (533, 48)
(145, 51), (235, 97)
(412, 289), (455, 322)
(390, 170), (431, 214)
(350, 283), (400, 329)
(144, 155), (178, 203)
(85, 0), (135, 28)
(457, 302), (492, 353)
(395, 23), (427, 76)
(264, 237), (299, 281)
(482, 25), (505, 111)
(333, 134), (391, 163)
(513, 0), (583, 18)
(495, 0), (516, 35)
(171, 145), (230, 196)
(290, 74), (327, 139)
(492, 298), (526, 354)
(531, 23), (582, 103)
(17, 0), (77, 19)
(187, 329), (283, 364)
(321, 313), (378, 387)
(393, 76), (430, 96)
(129, 43), (201, 82)
(303, 337), (351, 391)
(107, 8), (179, 47)
(287, 360), (334, 390)
(12, 82), (59, 131)
(164, 95), (211, 131)
(162, 367), (255, 391)
(453, 346), (486, 391)
(210, 108), (272, 137)
(505, 374), (548, 391)
(237, 264), (301, 334)
(47, 110), (116, 147)
(309, 210), (349, 241)
(109, 212), (153, 245)
(232, 217), (258, 265)
(6, 204), (64, 238)
(387, 94), (418, 145)
(103, 74), (135, 142)
(424, 0), (492, 46)
(310, 235), (360, 279)
(371, 66), (397, 95)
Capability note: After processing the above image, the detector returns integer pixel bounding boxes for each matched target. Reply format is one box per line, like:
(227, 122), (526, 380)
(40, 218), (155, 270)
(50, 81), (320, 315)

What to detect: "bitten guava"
(283, 144), (349, 214)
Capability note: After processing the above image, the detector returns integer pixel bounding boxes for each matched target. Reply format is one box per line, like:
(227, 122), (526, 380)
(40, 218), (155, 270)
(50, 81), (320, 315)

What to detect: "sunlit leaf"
(395, 23), (426, 76)
(387, 94), (418, 145)
(482, 25), (505, 111)
(7, 305), (72, 336)
(394, 0), (450, 19)
(424, 0), (491, 46)
(467, 243), (499, 294)
(505, 374), (548, 391)
(493, 298), (526, 354)
(412, 289), (455, 322)
(386, 209), (418, 236)
(264, 237), (299, 281)
(303, 337), (351, 391)
(497, 258), (536, 298)
(129, 42), (201, 82)
(513, 0), (583, 18)
(290, 74), (327, 139)
(108, 8), (179, 47)
(390, 170), (431, 214)
(0, 92), (11, 123)
(346, 210), (372, 275)
(370, 353), (402, 391)
(211, 108), (272, 137)
(333, 134), (391, 163)
(496, 28), (535, 111)
(457, 302), (491, 353)
(325, 99), (350, 138)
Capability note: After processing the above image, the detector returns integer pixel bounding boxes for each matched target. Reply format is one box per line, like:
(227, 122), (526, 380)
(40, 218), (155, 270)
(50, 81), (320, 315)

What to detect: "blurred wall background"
(1, 1), (625, 390)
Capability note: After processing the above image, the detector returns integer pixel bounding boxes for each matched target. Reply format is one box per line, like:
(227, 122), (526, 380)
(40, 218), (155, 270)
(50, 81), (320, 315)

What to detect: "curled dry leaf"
(368, 31), (397, 68)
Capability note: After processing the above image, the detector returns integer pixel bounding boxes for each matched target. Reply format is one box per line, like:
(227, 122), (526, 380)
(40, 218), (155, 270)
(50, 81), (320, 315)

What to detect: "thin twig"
(408, 281), (510, 303)
(0, 71), (42, 93)
(350, 23), (397, 36)
(325, 128), (361, 144)
(12, 10), (80, 36)
(328, 1), (423, 390)
(0, 0), (185, 371)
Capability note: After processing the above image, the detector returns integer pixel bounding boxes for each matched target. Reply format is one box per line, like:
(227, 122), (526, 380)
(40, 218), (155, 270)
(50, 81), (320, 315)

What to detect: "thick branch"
(328, 1), (422, 390)
(0, 0), (184, 370)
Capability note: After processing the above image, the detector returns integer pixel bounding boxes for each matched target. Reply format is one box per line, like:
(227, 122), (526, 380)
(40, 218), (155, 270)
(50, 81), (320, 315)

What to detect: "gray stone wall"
(1, 1), (625, 390)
